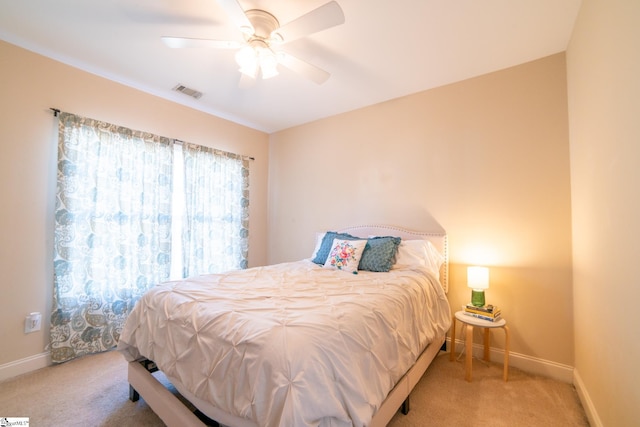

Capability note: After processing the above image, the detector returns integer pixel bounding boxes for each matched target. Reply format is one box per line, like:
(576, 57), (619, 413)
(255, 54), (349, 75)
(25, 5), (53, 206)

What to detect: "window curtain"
(51, 112), (173, 363)
(181, 142), (249, 276)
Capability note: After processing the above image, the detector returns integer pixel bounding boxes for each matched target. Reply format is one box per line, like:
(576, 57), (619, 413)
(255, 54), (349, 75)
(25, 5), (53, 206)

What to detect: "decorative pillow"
(312, 231), (359, 264)
(392, 239), (445, 278)
(310, 232), (326, 259)
(358, 236), (402, 272)
(323, 238), (367, 274)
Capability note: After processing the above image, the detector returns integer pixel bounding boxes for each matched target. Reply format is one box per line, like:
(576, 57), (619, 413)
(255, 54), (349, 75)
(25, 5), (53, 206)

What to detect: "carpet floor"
(0, 350), (589, 426)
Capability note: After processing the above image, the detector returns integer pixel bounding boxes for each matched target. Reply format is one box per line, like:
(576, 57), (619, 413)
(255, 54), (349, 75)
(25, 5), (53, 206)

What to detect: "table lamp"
(467, 266), (489, 307)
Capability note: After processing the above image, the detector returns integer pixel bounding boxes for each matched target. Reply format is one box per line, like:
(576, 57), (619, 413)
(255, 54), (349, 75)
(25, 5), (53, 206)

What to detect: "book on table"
(465, 303), (499, 314)
(463, 304), (502, 321)
(463, 311), (502, 322)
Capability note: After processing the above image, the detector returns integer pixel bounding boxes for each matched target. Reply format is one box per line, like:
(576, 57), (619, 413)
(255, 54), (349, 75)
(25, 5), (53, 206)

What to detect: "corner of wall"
(448, 337), (574, 383)
(573, 368), (603, 427)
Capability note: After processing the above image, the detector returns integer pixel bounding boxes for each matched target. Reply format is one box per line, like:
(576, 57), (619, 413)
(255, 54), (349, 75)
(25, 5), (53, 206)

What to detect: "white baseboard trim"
(3, 342), (572, 385)
(447, 338), (574, 383)
(0, 351), (51, 382)
(573, 368), (603, 427)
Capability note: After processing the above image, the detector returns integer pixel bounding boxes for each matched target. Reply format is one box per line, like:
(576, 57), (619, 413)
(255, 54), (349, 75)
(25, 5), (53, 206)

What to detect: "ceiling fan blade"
(216, 0), (254, 34)
(162, 36), (242, 49)
(278, 52), (330, 85)
(271, 1), (345, 43)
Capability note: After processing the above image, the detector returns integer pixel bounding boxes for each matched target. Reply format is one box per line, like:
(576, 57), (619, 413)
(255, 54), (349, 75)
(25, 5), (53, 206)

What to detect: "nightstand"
(449, 310), (510, 382)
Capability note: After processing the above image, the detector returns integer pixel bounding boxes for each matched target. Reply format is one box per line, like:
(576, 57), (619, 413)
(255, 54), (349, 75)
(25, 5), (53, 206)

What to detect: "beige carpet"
(0, 350), (589, 426)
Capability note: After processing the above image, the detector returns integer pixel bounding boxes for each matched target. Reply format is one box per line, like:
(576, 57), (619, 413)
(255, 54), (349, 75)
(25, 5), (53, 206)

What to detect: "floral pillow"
(312, 231), (358, 264)
(323, 238), (367, 274)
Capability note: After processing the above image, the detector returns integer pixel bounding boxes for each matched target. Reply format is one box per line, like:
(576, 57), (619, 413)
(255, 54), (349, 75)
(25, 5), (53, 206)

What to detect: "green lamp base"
(471, 289), (486, 307)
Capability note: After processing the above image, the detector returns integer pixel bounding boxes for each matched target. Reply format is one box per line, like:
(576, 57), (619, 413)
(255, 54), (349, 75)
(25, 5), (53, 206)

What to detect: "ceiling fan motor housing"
(244, 10), (281, 42)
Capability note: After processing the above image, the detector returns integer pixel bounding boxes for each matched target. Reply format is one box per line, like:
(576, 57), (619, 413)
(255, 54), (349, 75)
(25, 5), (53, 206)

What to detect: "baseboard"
(0, 351), (51, 382)
(447, 337), (574, 383)
(573, 368), (603, 427)
(5, 342), (572, 386)
(3, 344), (600, 425)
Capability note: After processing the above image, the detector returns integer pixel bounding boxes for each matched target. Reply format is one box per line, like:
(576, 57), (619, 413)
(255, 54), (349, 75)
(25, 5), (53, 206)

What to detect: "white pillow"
(323, 238), (367, 274)
(423, 240), (445, 275)
(392, 239), (444, 277)
(310, 232), (326, 259)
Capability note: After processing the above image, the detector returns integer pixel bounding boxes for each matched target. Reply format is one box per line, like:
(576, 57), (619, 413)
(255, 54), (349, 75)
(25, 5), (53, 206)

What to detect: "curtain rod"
(174, 139), (255, 161)
(50, 107), (255, 161)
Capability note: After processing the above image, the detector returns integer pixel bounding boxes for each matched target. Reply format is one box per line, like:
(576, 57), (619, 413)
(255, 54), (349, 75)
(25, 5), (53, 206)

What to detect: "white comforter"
(118, 260), (451, 427)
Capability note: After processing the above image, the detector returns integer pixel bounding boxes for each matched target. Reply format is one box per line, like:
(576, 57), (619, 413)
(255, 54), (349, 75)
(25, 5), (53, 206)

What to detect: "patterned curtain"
(51, 113), (173, 363)
(181, 142), (249, 276)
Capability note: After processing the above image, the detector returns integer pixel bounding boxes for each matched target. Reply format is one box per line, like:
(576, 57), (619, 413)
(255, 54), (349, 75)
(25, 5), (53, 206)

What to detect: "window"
(50, 112), (249, 363)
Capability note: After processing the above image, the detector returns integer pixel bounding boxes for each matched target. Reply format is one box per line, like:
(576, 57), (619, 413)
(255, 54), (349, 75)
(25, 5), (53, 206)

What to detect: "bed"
(117, 225), (451, 426)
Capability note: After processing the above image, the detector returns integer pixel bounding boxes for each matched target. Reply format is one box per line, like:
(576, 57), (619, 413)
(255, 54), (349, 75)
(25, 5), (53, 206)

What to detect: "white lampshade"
(258, 48), (279, 79)
(467, 266), (489, 290)
(236, 46), (257, 78)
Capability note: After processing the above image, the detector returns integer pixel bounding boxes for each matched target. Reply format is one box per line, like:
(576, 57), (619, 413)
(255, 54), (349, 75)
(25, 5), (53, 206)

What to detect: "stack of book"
(463, 303), (501, 322)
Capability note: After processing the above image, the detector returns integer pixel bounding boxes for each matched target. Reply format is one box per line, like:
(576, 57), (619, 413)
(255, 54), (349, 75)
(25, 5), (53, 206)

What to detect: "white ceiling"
(0, 0), (582, 133)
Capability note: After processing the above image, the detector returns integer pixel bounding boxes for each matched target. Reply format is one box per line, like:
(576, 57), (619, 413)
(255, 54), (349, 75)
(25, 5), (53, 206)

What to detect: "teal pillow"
(311, 231), (359, 264)
(358, 236), (402, 272)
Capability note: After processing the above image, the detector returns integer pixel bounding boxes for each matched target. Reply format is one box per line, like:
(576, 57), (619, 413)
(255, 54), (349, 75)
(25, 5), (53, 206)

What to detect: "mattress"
(118, 259), (451, 427)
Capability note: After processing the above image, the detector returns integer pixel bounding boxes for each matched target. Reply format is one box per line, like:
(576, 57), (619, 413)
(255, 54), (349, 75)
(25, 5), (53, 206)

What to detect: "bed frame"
(127, 224), (449, 427)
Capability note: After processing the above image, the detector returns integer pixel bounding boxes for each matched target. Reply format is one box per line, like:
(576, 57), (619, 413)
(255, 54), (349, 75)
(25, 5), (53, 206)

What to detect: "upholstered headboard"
(338, 225), (449, 293)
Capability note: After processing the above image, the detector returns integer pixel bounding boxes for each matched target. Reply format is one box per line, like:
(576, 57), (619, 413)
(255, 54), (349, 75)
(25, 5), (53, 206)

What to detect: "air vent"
(172, 84), (203, 99)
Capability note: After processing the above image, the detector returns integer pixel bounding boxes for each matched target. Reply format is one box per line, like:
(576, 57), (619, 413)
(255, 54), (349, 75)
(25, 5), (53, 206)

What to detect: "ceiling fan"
(162, 0), (345, 85)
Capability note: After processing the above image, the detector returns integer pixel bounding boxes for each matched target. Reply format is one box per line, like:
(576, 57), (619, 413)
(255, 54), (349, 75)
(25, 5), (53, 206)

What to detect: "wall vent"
(172, 84), (203, 99)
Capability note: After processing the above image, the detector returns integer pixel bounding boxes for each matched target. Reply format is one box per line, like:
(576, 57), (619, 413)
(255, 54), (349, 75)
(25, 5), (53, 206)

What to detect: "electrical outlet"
(24, 312), (42, 334)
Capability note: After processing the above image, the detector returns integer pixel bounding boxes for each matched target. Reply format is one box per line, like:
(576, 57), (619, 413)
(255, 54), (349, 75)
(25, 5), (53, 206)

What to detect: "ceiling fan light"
(257, 47), (279, 79)
(260, 62), (279, 79)
(235, 45), (257, 69)
(239, 63), (258, 79)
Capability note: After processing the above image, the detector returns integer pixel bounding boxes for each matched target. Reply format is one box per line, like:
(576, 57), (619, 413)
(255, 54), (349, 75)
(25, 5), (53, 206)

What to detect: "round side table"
(449, 310), (510, 382)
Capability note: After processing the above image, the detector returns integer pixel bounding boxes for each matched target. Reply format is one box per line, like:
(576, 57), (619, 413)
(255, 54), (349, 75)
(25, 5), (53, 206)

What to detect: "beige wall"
(0, 41), (269, 366)
(1, 38), (577, 382)
(567, 0), (640, 425)
(269, 53), (574, 366)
